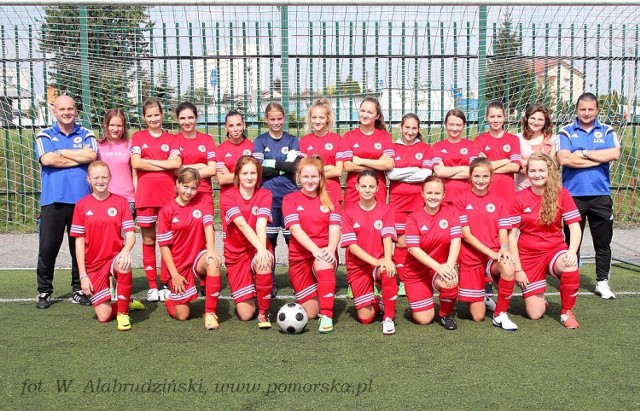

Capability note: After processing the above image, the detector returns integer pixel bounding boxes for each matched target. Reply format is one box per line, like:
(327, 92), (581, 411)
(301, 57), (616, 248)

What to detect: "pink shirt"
(97, 140), (135, 202)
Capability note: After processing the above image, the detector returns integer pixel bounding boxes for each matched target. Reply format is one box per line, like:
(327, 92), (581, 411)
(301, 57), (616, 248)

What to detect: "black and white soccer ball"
(277, 303), (308, 334)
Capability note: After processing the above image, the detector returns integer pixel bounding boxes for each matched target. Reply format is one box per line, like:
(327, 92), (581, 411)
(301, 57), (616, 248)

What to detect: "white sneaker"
(382, 317), (396, 335)
(158, 287), (170, 302)
(147, 288), (159, 302)
(492, 312), (518, 331)
(595, 280), (615, 300)
(484, 295), (497, 312)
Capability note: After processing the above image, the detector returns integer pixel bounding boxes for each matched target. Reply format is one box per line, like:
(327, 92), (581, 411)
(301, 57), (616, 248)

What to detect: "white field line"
(2, 291), (640, 303)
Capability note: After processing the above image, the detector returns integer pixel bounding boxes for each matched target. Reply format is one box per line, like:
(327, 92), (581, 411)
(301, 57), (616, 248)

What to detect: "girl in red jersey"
(508, 152), (582, 329)
(474, 101), (522, 203)
(174, 101), (217, 204)
(338, 97), (394, 206)
(299, 98), (343, 199)
(454, 157), (518, 331)
(131, 99), (182, 303)
(341, 170), (398, 335)
(219, 156), (275, 328)
(404, 176), (462, 330)
(432, 109), (482, 205)
(157, 168), (223, 330)
(97, 109), (136, 219)
(71, 161), (144, 331)
(216, 110), (254, 196)
(283, 156), (342, 333)
(386, 113), (432, 297)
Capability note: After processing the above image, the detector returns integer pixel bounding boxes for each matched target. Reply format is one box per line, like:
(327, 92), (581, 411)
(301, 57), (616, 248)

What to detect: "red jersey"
(404, 205), (462, 278)
(175, 131), (216, 195)
(215, 138), (254, 196)
(454, 190), (512, 267)
(300, 132), (343, 198)
(337, 128), (394, 206)
(510, 187), (581, 254)
(389, 139), (432, 212)
(131, 130), (181, 208)
(70, 193), (135, 270)
(431, 138), (482, 204)
(341, 202), (397, 268)
(220, 187), (273, 262)
(283, 190), (342, 259)
(156, 193), (214, 270)
(474, 131), (521, 203)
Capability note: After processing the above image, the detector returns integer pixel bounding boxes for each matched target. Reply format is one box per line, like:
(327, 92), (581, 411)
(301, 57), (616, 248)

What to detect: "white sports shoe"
(492, 312), (518, 331)
(595, 280), (615, 300)
(147, 288), (159, 302)
(382, 317), (396, 335)
(484, 295), (497, 312)
(158, 287), (170, 302)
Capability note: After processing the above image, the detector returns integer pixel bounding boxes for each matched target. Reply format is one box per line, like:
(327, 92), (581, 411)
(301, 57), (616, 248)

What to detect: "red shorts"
(168, 249), (206, 305)
(288, 256), (318, 304)
(458, 258), (493, 303)
(404, 273), (437, 313)
(519, 245), (567, 298)
(346, 263), (377, 310)
(225, 250), (274, 303)
(394, 210), (411, 236)
(87, 256), (118, 306)
(136, 206), (161, 228)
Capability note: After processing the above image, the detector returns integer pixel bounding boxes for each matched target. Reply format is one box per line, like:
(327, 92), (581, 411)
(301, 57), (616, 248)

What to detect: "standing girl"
(219, 156), (275, 328)
(299, 98), (343, 199)
(508, 153), (582, 329)
(338, 97), (394, 207)
(474, 101), (522, 203)
(516, 104), (558, 192)
(283, 157), (342, 333)
(404, 176), (462, 330)
(71, 161), (144, 331)
(157, 168), (223, 329)
(97, 109), (136, 218)
(341, 170), (398, 335)
(131, 99), (182, 302)
(215, 110), (254, 196)
(386, 113), (432, 297)
(454, 157), (518, 330)
(253, 103), (300, 296)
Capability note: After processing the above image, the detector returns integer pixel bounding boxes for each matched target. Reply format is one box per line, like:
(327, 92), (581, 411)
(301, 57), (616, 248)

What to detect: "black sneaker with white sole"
(36, 293), (52, 309)
(72, 290), (92, 306)
(439, 315), (458, 331)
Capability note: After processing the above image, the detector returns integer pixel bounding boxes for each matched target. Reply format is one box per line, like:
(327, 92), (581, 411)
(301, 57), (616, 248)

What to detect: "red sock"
(438, 285), (458, 317)
(255, 272), (273, 315)
(380, 274), (399, 319)
(495, 278), (515, 315)
(160, 260), (170, 286)
(165, 298), (176, 319)
(393, 246), (408, 281)
(315, 268), (336, 318)
(205, 275), (222, 314)
(98, 303), (118, 323)
(559, 269), (580, 314)
(142, 243), (157, 289)
(116, 272), (133, 314)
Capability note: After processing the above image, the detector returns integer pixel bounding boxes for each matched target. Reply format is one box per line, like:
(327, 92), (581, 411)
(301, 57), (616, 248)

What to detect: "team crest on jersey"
(243, 149), (252, 156)
(439, 219), (448, 229)
(503, 144), (511, 153)
(595, 132), (603, 138)
(486, 203), (496, 213)
(373, 220), (383, 230)
(415, 153), (423, 160)
(594, 132), (604, 143)
(281, 147), (289, 154)
(198, 145), (206, 152)
(374, 143), (382, 150)
(460, 148), (468, 155)
(325, 142), (334, 151)
(107, 207), (118, 217)
(320, 205), (329, 213)
(252, 206), (259, 215)
(192, 210), (202, 219)
(73, 137), (82, 144)
(161, 144), (170, 152)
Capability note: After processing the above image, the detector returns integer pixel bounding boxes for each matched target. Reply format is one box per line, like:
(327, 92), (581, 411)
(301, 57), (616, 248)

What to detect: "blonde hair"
(305, 98), (335, 134)
(527, 152), (561, 225)
(297, 156), (334, 212)
(88, 160), (111, 176)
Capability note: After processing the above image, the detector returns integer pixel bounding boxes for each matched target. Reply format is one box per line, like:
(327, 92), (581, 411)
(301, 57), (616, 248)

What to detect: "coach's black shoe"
(72, 290), (91, 306)
(36, 293), (52, 309)
(439, 315), (457, 331)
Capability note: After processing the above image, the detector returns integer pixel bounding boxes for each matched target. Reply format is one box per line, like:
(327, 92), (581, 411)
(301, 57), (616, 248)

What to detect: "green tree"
(40, 5), (152, 122)
(485, 13), (540, 116)
(337, 77), (362, 96)
(183, 86), (208, 104)
(598, 90), (621, 118)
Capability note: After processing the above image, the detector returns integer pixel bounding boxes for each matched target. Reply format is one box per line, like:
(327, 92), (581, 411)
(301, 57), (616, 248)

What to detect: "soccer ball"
(276, 303), (308, 334)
